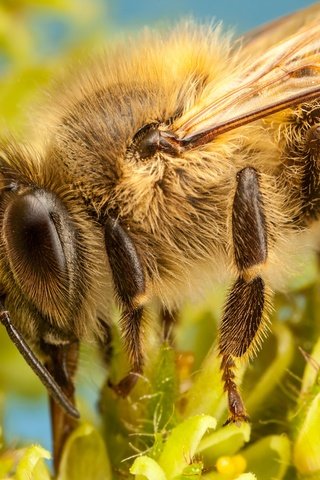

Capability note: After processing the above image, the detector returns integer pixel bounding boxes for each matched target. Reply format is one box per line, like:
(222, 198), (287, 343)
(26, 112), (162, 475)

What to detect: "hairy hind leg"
(219, 167), (269, 423)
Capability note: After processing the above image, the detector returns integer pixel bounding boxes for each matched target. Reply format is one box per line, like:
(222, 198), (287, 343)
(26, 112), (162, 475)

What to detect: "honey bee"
(1, 3), (320, 470)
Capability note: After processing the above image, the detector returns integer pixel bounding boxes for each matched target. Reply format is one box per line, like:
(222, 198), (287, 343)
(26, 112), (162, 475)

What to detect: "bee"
(1, 3), (320, 470)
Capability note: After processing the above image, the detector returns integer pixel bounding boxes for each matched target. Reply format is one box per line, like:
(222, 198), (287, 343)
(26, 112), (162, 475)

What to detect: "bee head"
(2, 189), (71, 317)
(0, 144), (102, 342)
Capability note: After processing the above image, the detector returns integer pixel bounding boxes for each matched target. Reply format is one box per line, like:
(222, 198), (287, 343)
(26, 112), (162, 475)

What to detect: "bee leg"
(42, 341), (79, 471)
(97, 319), (113, 364)
(301, 124), (320, 222)
(219, 167), (267, 424)
(104, 217), (146, 397)
(161, 308), (177, 343)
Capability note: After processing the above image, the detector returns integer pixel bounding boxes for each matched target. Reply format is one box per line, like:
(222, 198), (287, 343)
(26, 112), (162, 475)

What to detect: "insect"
(1, 2), (320, 470)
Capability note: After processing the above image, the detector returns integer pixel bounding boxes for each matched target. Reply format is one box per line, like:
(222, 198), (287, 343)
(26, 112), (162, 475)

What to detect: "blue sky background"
(28, 1), (318, 60)
(108, 0), (317, 32)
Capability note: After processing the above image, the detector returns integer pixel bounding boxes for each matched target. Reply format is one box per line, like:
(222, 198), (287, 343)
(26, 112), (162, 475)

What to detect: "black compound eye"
(130, 122), (179, 160)
(131, 123), (160, 159)
(3, 193), (66, 280)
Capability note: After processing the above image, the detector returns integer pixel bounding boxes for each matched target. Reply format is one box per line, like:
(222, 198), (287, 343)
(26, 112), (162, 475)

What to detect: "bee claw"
(223, 414), (250, 427)
(108, 372), (139, 398)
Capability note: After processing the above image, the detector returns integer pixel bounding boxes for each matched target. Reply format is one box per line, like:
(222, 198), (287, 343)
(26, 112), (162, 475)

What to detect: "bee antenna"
(0, 305), (80, 419)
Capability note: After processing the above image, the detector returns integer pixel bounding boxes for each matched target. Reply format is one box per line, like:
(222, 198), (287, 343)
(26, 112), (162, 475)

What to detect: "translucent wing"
(241, 3), (320, 53)
(168, 6), (320, 151)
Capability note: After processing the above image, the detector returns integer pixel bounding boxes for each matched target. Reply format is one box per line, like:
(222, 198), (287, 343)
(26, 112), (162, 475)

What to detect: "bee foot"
(223, 414), (250, 427)
(108, 371), (139, 398)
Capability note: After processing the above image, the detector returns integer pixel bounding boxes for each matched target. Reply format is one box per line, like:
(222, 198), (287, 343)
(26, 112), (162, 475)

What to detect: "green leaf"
(130, 416), (215, 480)
(293, 393), (320, 476)
(178, 461), (203, 479)
(245, 323), (294, 417)
(14, 445), (51, 480)
(130, 456), (167, 480)
(181, 346), (225, 421)
(197, 422), (251, 461)
(145, 343), (179, 436)
(58, 422), (112, 480)
(242, 435), (290, 480)
(158, 414), (216, 478)
(300, 336), (320, 397)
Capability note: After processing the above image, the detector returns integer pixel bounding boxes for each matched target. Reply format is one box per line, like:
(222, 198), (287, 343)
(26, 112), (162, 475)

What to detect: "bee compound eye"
(131, 123), (179, 159)
(3, 193), (67, 282)
(132, 123), (160, 159)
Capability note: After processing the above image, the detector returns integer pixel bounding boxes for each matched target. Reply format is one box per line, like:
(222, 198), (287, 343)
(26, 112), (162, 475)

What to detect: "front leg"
(42, 340), (79, 471)
(219, 167), (270, 424)
(104, 217), (146, 396)
(161, 307), (178, 343)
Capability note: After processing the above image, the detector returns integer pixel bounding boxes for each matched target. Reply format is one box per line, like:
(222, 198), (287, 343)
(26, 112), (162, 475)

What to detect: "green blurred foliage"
(0, 2), (320, 479)
(0, 0), (107, 135)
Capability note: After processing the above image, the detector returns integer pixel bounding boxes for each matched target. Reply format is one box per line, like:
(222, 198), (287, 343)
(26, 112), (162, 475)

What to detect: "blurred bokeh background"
(0, 0), (317, 135)
(0, 0), (318, 461)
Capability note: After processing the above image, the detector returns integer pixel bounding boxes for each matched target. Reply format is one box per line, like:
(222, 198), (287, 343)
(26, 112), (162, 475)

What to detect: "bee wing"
(241, 3), (320, 53)
(172, 16), (320, 150)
